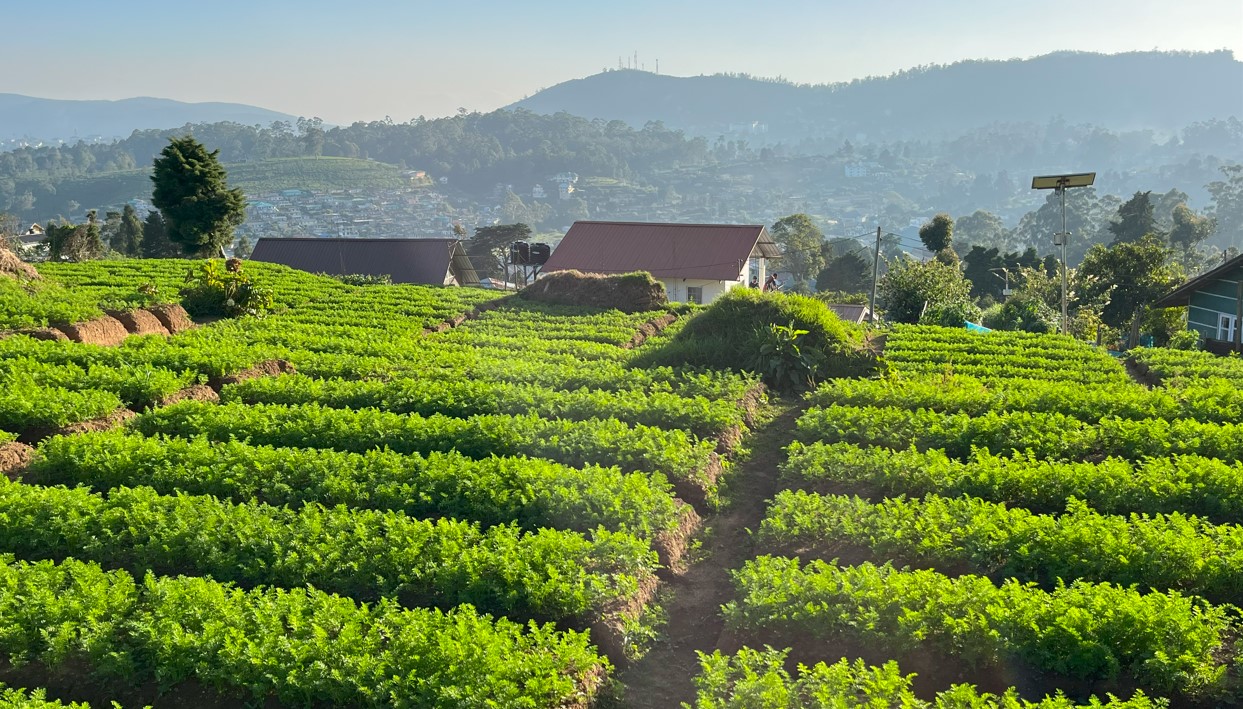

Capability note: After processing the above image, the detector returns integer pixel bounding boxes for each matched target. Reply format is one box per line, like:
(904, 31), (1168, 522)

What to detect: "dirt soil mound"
(624, 312), (679, 350)
(108, 309), (171, 336)
(0, 246), (39, 280)
(157, 385), (220, 408)
(17, 408), (137, 445)
(210, 359), (297, 390)
(54, 315), (130, 346)
(0, 442), (35, 480)
(147, 304), (195, 334)
(13, 327), (69, 341)
(519, 270), (668, 312)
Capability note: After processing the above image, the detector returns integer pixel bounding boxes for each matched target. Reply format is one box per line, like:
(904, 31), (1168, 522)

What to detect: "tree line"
(0, 110), (712, 216)
(767, 178), (1238, 347)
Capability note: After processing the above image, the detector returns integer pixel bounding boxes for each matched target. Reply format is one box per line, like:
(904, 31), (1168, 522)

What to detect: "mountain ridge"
(0, 94), (300, 143)
(509, 50), (1243, 141)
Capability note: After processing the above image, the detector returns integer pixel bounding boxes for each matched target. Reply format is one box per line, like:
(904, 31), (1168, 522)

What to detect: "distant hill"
(225, 158), (405, 194)
(0, 94), (299, 142)
(7, 157), (405, 222)
(510, 51), (1243, 141)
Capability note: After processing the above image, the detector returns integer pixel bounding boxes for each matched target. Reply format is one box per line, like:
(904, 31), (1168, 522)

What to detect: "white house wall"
(661, 278), (747, 304)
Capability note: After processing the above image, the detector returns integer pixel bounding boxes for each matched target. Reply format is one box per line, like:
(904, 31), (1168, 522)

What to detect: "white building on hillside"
(540, 221), (780, 305)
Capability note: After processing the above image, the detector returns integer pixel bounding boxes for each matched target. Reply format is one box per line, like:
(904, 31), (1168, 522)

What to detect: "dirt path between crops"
(614, 399), (804, 709)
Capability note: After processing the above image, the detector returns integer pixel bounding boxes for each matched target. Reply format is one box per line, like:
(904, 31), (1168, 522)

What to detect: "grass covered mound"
(632, 288), (874, 391)
(521, 270), (668, 312)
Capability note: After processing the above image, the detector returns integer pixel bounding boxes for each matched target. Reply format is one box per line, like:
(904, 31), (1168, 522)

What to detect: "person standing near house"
(750, 276), (760, 289)
(764, 274), (779, 292)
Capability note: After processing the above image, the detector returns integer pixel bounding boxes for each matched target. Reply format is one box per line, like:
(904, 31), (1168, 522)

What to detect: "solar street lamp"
(1031, 172), (1095, 335)
(990, 267), (1011, 297)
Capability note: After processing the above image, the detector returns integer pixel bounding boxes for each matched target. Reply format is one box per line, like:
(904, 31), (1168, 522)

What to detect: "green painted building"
(1155, 253), (1243, 351)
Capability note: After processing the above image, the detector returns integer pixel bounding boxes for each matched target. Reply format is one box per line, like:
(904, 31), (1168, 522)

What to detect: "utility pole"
(1032, 173), (1095, 336)
(1057, 185), (1069, 335)
(869, 226), (882, 324)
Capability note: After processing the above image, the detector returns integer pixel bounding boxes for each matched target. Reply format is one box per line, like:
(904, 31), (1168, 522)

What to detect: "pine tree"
(1108, 191), (1160, 244)
(234, 235), (253, 259)
(115, 204), (144, 256)
(140, 211), (180, 258)
(151, 136), (246, 257)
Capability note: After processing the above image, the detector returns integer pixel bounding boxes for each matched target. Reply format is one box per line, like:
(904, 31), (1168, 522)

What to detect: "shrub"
(632, 288), (874, 391)
(981, 295), (1058, 333)
(921, 301), (982, 328)
(1168, 329), (1201, 350)
(330, 273), (392, 286)
(179, 259), (273, 318)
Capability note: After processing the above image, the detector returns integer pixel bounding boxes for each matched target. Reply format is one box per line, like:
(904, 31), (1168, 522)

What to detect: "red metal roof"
(250, 237), (478, 285)
(543, 221), (779, 281)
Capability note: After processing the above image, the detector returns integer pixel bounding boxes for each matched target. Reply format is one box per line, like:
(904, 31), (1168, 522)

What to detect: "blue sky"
(6, 0), (1241, 124)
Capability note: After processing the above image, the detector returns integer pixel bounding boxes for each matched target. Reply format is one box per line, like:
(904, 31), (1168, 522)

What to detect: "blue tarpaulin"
(964, 321), (992, 333)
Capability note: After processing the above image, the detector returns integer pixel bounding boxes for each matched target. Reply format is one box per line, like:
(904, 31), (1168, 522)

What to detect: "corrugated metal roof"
(250, 237), (478, 286)
(542, 221), (780, 281)
(826, 303), (872, 324)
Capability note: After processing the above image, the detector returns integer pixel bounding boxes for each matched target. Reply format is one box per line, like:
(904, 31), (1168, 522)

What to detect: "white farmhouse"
(541, 221), (780, 305)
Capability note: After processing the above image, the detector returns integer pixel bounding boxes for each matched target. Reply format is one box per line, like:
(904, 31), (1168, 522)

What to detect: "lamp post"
(990, 267), (1011, 297)
(1031, 172), (1095, 335)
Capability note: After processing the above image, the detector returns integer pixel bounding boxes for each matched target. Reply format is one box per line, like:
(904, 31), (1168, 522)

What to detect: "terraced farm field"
(0, 262), (1235, 708)
(0, 259), (757, 708)
(693, 325), (1238, 708)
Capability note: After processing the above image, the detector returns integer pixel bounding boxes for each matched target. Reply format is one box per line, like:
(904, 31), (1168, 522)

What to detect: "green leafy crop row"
(808, 374), (1243, 424)
(759, 490), (1243, 602)
(795, 404), (1243, 461)
(222, 372), (744, 441)
(782, 442), (1243, 524)
(0, 277), (104, 330)
(132, 401), (721, 495)
(724, 558), (1233, 698)
(30, 431), (683, 540)
(1130, 347), (1243, 385)
(0, 476), (653, 623)
(1, 356), (198, 411)
(0, 377), (121, 431)
(0, 554), (606, 706)
(690, 648), (1164, 708)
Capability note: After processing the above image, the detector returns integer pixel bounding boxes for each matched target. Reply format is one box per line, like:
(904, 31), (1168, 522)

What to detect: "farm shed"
(541, 221), (780, 304)
(250, 237), (479, 286)
(1154, 252), (1243, 353)
(826, 303), (873, 324)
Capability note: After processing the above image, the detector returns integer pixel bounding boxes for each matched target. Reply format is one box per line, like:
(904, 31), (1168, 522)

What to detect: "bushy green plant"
(1167, 329), (1201, 350)
(632, 288), (873, 389)
(920, 300), (983, 328)
(879, 255), (973, 324)
(982, 295), (1058, 333)
(1142, 307), (1188, 347)
(331, 272), (392, 286)
(747, 321), (822, 392)
(179, 258), (273, 318)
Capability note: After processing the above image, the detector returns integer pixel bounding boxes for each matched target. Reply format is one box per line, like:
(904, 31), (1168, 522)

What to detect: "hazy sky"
(6, 0), (1241, 124)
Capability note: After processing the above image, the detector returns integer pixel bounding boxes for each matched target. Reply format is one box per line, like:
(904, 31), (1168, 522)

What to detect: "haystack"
(519, 270), (667, 312)
(0, 245), (39, 281)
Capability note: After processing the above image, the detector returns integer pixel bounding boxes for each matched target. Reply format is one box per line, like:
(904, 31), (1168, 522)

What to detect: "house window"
(687, 286), (703, 304)
(1219, 313), (1238, 342)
